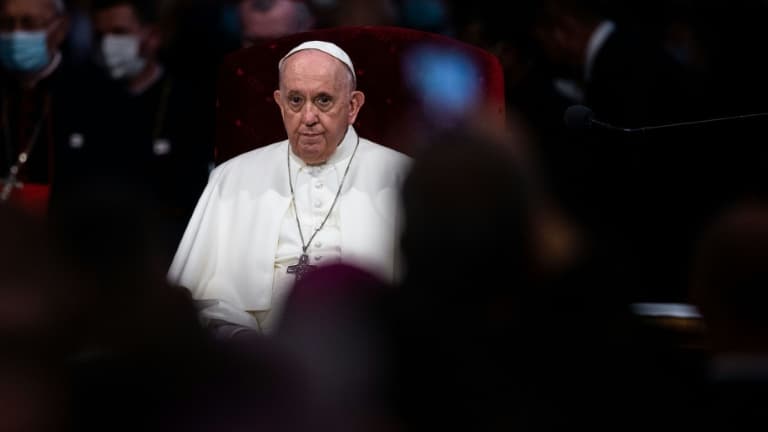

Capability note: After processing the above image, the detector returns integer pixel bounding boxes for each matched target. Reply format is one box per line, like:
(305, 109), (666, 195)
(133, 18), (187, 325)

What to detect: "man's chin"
(297, 146), (327, 164)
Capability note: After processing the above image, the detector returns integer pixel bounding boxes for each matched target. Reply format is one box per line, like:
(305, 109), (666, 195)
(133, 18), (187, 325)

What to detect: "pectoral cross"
(0, 170), (23, 202)
(287, 254), (317, 281)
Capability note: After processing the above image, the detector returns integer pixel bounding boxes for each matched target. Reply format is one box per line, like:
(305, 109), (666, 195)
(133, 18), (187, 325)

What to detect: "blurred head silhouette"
(237, 0), (314, 47)
(691, 202), (768, 354)
(396, 126), (547, 429)
(401, 126), (537, 301)
(273, 263), (395, 431)
(0, 205), (72, 432)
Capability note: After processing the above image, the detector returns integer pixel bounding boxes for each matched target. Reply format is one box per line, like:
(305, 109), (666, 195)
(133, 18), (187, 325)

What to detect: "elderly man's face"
(0, 0), (56, 30)
(274, 49), (364, 165)
(0, 0), (66, 48)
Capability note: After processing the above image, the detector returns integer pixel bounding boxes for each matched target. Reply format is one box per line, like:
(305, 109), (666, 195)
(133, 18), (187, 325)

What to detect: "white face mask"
(100, 34), (146, 79)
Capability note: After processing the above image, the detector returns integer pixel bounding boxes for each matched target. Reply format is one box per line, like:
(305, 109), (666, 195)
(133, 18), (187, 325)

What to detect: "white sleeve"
(166, 166), (224, 298)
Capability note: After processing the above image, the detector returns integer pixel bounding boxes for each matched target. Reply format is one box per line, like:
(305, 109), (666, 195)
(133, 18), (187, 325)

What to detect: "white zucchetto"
(278, 40), (356, 82)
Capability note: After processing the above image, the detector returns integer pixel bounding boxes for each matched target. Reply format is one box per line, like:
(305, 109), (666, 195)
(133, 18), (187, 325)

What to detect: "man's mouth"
(299, 133), (323, 144)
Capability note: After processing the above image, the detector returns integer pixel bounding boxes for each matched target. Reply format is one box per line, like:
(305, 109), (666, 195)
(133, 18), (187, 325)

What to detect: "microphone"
(564, 104), (768, 132)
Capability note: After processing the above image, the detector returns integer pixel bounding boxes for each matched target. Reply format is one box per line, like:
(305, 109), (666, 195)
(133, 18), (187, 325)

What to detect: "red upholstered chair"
(214, 26), (505, 163)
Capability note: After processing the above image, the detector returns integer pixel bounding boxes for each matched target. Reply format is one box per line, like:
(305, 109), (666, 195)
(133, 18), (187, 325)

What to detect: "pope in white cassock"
(167, 40), (412, 333)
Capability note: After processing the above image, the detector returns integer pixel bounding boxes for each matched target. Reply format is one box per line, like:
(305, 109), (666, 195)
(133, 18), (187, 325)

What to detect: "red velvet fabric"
(4, 184), (50, 220)
(214, 26), (505, 163)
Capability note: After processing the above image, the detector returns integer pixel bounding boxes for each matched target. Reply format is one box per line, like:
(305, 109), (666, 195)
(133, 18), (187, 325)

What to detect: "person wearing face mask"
(0, 0), (78, 217)
(91, 0), (160, 94)
(62, 0), (212, 267)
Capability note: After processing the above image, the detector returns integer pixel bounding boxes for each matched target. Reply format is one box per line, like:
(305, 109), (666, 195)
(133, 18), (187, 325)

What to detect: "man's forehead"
(282, 49), (349, 78)
(94, 4), (141, 25)
(1, 0), (58, 17)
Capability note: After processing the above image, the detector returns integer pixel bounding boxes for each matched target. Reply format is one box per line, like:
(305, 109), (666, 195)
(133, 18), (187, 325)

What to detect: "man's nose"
(301, 103), (319, 125)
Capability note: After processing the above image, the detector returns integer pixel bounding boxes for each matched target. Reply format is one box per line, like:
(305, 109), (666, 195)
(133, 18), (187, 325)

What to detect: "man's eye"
(289, 96), (303, 106)
(316, 96), (332, 107)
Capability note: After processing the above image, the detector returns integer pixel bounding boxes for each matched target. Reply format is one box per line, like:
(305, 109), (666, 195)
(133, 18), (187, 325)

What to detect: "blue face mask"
(0, 31), (50, 72)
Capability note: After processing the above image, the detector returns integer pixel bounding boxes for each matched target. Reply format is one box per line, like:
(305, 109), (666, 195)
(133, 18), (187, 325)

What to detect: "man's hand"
(206, 318), (261, 340)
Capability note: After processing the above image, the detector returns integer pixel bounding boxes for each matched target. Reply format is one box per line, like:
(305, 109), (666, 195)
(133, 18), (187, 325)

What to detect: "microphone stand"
(602, 112), (768, 133)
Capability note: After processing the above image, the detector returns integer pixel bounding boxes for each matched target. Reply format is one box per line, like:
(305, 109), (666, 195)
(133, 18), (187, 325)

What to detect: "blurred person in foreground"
(0, 0), (77, 217)
(168, 40), (412, 335)
(392, 124), (689, 430)
(273, 262), (397, 431)
(0, 205), (72, 432)
(393, 126), (564, 430)
(0, 184), (310, 430)
(47, 180), (312, 431)
(689, 202), (768, 430)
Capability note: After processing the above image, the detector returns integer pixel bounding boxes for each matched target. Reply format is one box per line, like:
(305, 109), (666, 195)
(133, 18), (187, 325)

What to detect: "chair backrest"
(214, 25), (505, 164)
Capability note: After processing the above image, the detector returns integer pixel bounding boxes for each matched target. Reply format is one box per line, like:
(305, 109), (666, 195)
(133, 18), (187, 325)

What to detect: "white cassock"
(167, 126), (412, 331)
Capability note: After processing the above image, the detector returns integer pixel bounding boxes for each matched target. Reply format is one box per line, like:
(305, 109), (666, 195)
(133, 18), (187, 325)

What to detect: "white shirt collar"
(584, 20), (616, 81)
(289, 125), (358, 168)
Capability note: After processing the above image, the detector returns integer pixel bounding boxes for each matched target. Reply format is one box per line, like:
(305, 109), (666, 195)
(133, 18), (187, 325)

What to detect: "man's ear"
(273, 90), (283, 108)
(348, 90), (365, 124)
(141, 25), (163, 59)
(47, 14), (70, 52)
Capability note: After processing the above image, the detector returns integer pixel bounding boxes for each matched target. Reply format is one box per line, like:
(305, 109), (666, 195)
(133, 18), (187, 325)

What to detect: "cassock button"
(314, 241), (322, 248)
(153, 139), (171, 156)
(314, 256), (322, 261)
(314, 200), (322, 208)
(69, 133), (84, 149)
(314, 181), (323, 189)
